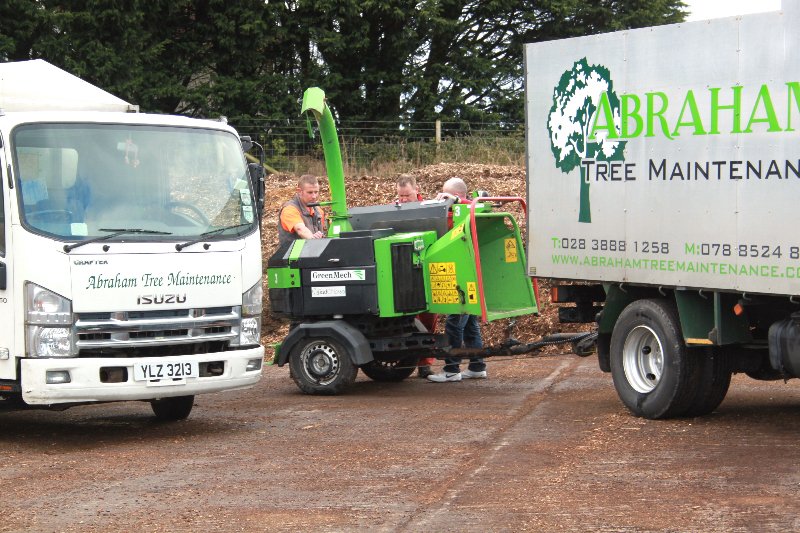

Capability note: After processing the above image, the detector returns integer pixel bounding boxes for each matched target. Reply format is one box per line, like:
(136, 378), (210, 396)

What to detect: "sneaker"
(417, 365), (433, 379)
(462, 369), (487, 379)
(427, 371), (462, 382)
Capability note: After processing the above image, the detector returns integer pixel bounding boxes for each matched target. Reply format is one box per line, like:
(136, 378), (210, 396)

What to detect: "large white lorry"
(0, 60), (264, 419)
(525, 3), (800, 418)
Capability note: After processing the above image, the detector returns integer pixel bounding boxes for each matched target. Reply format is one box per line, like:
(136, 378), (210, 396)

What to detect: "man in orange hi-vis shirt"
(278, 174), (327, 245)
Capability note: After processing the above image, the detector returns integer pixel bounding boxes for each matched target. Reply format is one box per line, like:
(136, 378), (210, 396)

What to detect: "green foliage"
(267, 138), (289, 171)
(0, 0), (687, 123)
(0, 0), (47, 61)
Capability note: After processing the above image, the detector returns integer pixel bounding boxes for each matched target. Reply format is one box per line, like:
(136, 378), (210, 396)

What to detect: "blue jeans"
(443, 314), (485, 373)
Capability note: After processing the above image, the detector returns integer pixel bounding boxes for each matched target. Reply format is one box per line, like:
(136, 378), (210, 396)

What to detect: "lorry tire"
(359, 358), (417, 382)
(289, 337), (358, 395)
(610, 299), (700, 419)
(150, 395), (194, 421)
(683, 348), (731, 417)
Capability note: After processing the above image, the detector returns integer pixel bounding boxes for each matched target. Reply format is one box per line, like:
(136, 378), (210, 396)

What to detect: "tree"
(301, 0), (422, 122)
(0, 0), (48, 62)
(547, 58), (626, 223)
(404, 0), (687, 124)
(5, 0), (299, 118)
(0, 0), (687, 125)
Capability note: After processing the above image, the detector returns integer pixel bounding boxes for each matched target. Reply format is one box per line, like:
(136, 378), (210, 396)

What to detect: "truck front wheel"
(610, 299), (700, 419)
(150, 395), (194, 421)
(289, 337), (358, 394)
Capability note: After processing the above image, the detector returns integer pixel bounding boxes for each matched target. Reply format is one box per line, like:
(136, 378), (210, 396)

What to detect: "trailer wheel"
(289, 337), (358, 394)
(610, 299), (700, 419)
(150, 395), (194, 421)
(683, 348), (731, 417)
(360, 358), (417, 382)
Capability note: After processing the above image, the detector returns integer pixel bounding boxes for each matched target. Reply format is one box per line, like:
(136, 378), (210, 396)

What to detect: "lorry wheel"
(289, 337), (358, 394)
(610, 299), (700, 419)
(683, 348), (731, 417)
(359, 358), (417, 382)
(150, 395), (194, 421)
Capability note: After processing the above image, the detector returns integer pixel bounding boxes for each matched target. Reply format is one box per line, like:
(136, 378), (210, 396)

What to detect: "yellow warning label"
(450, 224), (465, 240)
(429, 262), (459, 304)
(504, 238), (518, 263)
(431, 290), (460, 304)
(429, 262), (456, 275)
(467, 282), (477, 304)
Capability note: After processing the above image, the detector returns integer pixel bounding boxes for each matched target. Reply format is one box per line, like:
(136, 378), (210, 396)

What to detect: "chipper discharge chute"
(268, 88), (579, 395)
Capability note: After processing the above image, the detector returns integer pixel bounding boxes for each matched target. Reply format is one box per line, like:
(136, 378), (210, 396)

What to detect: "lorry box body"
(525, 7), (799, 296)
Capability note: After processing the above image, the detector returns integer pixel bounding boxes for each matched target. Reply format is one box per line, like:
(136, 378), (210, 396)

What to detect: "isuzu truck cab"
(0, 60), (264, 420)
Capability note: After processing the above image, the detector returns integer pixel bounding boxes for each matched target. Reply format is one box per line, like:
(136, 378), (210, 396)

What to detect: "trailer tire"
(150, 395), (194, 421)
(289, 336), (358, 395)
(683, 348), (731, 417)
(360, 358), (417, 382)
(610, 299), (700, 419)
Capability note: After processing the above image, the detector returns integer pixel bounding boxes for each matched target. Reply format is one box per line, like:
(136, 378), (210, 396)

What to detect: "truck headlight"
(233, 279), (262, 347)
(25, 283), (76, 357)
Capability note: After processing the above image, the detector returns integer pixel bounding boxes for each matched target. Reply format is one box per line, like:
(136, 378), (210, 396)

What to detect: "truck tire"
(610, 299), (700, 419)
(359, 358), (417, 382)
(150, 395), (194, 421)
(683, 348), (731, 417)
(289, 337), (358, 394)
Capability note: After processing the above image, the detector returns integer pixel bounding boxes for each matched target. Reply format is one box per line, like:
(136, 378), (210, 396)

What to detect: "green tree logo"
(547, 58), (626, 223)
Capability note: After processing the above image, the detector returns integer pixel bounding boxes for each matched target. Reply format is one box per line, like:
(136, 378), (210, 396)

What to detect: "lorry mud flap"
(277, 321), (373, 367)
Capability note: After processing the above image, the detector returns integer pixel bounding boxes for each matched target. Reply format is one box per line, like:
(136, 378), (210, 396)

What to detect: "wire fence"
(230, 118), (526, 174)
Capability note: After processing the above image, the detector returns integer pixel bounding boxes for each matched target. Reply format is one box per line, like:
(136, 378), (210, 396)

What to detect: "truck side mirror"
(240, 136), (253, 153)
(248, 162), (265, 221)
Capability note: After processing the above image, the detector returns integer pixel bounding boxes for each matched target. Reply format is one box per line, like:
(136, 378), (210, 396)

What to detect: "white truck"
(525, 3), (800, 418)
(0, 60), (264, 419)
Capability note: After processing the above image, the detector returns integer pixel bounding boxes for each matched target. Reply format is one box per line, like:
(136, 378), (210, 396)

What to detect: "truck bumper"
(20, 346), (264, 405)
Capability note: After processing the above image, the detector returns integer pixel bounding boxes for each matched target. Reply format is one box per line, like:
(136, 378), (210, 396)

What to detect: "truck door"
(0, 142), (14, 380)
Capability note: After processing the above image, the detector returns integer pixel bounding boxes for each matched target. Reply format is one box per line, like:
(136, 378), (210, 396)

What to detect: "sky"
(683, 0), (782, 21)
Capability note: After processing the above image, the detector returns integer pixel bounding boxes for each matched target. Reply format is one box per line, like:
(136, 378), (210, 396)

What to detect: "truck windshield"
(12, 123), (256, 240)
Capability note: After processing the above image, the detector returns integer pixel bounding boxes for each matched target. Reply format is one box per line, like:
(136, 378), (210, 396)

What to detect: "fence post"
(435, 119), (441, 158)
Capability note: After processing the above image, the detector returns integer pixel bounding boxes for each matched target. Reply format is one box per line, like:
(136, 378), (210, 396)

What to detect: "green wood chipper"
(267, 88), (589, 394)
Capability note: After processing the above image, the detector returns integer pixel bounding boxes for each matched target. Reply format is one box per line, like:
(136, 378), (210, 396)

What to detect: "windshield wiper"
(175, 223), (252, 251)
(63, 228), (173, 253)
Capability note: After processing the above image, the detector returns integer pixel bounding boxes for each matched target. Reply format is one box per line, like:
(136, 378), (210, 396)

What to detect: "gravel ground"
(2, 354), (800, 532)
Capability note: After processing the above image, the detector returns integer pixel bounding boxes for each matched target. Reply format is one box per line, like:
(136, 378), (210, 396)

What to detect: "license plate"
(133, 361), (199, 383)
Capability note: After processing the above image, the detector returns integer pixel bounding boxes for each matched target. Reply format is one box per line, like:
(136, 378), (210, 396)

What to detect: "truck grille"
(75, 306), (240, 356)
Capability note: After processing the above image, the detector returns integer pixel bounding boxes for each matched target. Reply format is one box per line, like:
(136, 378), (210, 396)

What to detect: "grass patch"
(271, 132), (525, 176)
